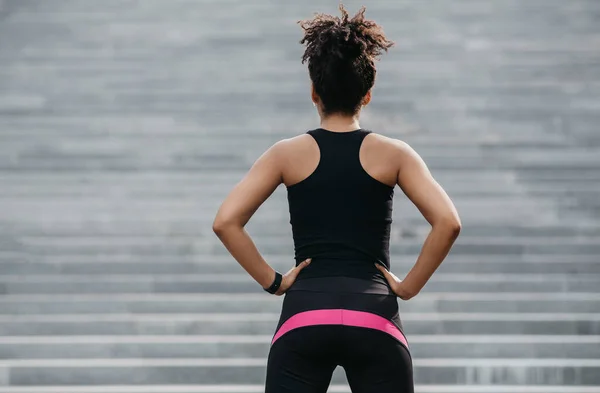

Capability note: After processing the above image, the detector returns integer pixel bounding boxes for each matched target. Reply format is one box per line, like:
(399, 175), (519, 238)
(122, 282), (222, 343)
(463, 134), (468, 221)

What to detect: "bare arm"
(212, 141), (310, 293)
(377, 140), (461, 299)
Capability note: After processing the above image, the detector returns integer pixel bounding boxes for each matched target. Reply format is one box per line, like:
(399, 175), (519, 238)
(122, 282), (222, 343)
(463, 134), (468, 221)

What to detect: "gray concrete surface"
(1, 0), (599, 391)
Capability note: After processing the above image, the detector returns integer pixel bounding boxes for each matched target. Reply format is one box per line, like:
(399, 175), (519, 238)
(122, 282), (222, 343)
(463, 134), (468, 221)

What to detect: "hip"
(277, 276), (403, 333)
(294, 257), (391, 287)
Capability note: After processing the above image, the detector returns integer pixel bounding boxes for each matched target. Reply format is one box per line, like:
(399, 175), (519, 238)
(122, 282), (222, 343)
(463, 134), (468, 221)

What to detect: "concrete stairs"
(0, 0), (599, 392)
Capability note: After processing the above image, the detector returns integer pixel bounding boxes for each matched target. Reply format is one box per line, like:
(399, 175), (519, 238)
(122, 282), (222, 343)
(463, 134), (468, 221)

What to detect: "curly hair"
(299, 4), (394, 116)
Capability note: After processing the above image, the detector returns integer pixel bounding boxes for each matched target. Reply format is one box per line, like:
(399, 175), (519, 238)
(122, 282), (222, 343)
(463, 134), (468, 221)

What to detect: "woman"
(213, 5), (461, 392)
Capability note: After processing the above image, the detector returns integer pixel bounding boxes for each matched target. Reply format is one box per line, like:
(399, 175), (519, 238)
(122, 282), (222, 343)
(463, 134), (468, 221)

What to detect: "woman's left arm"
(212, 141), (310, 293)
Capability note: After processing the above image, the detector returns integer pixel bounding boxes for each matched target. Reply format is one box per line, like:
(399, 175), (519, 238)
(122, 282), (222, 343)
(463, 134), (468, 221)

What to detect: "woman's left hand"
(275, 258), (312, 296)
(375, 263), (417, 301)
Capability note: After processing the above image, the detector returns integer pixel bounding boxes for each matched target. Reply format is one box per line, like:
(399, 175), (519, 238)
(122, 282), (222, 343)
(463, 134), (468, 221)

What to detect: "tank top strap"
(306, 128), (371, 168)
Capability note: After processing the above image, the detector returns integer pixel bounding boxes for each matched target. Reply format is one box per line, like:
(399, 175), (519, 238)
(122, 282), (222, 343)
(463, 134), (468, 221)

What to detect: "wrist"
(397, 281), (419, 300)
(261, 269), (277, 290)
(263, 271), (283, 294)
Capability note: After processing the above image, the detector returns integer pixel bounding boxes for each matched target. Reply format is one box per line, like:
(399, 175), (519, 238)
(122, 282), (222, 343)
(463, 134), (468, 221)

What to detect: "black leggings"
(265, 277), (414, 392)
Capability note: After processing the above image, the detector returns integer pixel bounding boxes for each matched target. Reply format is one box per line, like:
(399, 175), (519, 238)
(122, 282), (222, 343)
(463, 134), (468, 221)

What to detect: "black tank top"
(287, 128), (394, 283)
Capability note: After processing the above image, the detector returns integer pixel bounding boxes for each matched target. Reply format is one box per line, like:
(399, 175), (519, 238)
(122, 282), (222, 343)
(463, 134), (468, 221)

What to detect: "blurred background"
(0, 0), (599, 392)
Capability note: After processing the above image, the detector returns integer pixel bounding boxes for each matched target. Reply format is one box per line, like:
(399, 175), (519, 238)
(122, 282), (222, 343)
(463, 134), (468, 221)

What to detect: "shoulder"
(272, 133), (314, 150)
(267, 133), (316, 160)
(254, 133), (316, 174)
(364, 132), (417, 162)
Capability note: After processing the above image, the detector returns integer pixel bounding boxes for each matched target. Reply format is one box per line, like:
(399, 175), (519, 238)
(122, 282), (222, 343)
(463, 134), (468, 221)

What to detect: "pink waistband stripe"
(271, 309), (409, 349)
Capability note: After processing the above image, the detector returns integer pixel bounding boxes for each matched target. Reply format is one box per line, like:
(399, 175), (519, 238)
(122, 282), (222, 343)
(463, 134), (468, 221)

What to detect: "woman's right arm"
(376, 140), (461, 300)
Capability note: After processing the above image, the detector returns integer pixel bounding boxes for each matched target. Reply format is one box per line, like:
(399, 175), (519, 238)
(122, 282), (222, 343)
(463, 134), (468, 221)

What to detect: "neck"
(319, 113), (361, 133)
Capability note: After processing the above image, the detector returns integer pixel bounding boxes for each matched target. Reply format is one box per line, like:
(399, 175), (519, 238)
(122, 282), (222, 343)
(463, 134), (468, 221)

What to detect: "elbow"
(212, 220), (224, 236)
(212, 213), (244, 237)
(449, 219), (462, 239)
(435, 216), (462, 239)
(448, 217), (461, 236)
(212, 216), (234, 237)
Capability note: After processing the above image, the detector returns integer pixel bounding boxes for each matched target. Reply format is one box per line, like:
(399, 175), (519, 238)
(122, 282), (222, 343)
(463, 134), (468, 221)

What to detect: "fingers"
(288, 258), (311, 279)
(284, 258), (311, 275)
(276, 259), (312, 296)
(375, 264), (415, 300)
(374, 263), (393, 281)
(297, 258), (312, 270)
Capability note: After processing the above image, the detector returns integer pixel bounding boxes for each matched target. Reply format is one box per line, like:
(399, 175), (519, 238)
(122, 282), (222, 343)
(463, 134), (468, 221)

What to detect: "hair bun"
(299, 5), (393, 64)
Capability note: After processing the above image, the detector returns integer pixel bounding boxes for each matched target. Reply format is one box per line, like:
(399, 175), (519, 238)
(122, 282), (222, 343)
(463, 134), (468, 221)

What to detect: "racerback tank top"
(287, 128), (395, 283)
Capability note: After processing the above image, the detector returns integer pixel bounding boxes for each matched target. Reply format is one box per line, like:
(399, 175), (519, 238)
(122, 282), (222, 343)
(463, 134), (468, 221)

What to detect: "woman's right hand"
(275, 258), (312, 296)
(375, 264), (417, 301)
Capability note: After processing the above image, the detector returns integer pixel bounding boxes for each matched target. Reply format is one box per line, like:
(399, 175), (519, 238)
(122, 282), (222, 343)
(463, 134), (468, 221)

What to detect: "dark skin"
(213, 86), (461, 298)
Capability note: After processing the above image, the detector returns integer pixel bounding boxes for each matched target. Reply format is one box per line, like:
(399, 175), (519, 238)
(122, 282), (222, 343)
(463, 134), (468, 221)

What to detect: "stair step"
(3, 223), (599, 238)
(11, 235), (600, 247)
(0, 208), (569, 228)
(0, 273), (598, 294)
(4, 242), (599, 257)
(1, 293), (599, 314)
(1, 258), (598, 275)
(1, 253), (596, 263)
(1, 358), (599, 385)
(1, 385), (599, 393)
(0, 335), (598, 359)
(0, 313), (598, 336)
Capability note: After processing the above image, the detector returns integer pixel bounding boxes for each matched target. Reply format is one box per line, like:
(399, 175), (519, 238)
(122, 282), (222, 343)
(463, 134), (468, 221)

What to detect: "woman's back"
(286, 128), (394, 282)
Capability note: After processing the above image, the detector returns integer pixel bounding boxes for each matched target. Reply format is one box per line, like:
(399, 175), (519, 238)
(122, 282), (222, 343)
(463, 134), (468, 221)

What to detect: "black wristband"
(264, 271), (283, 294)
